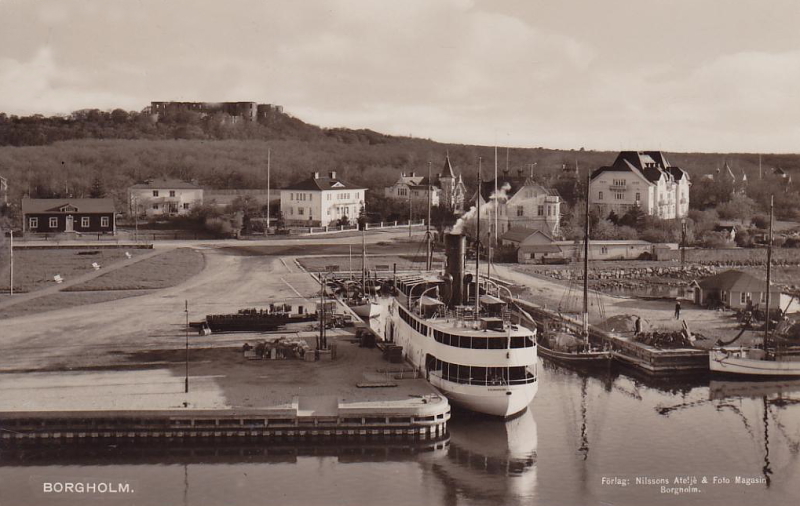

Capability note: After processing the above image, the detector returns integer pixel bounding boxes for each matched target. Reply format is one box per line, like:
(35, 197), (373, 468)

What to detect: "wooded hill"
(0, 108), (798, 220)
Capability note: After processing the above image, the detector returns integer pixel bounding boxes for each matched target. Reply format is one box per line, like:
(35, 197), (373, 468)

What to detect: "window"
(49, 217), (58, 228)
(152, 204), (159, 210)
(183, 203), (189, 210)
(601, 246), (608, 254)
(636, 192), (641, 202)
(599, 192), (603, 200)
(741, 292), (747, 304)
(29, 217), (38, 229)
(548, 206), (552, 216)
(298, 207), (304, 215)
(290, 193), (294, 200)
(615, 193), (624, 200)
(613, 179), (626, 187)
(537, 205), (544, 216)
(290, 207), (294, 215)
(169, 190), (176, 197)
(101, 216), (109, 227)
(761, 292), (766, 303)
(153, 190), (159, 197)
(516, 206), (524, 216)
(81, 217), (90, 228)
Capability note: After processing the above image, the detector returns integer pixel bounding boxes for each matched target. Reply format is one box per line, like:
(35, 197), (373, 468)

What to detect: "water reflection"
(428, 408), (538, 504)
(708, 380), (800, 488)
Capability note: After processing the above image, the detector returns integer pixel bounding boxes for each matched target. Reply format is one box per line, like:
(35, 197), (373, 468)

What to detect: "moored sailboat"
(537, 176), (612, 367)
(710, 196), (800, 377)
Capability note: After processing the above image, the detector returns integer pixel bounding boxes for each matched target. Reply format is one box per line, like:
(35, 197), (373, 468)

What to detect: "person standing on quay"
(674, 300), (681, 320)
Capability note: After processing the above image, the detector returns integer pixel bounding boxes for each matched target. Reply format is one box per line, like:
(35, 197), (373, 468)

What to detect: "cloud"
(0, 1), (798, 152)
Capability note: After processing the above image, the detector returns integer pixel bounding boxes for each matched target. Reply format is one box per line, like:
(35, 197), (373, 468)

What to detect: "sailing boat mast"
(765, 195), (773, 349)
(476, 158), (482, 317)
(361, 228), (367, 296)
(582, 175), (590, 338)
(426, 160), (432, 270)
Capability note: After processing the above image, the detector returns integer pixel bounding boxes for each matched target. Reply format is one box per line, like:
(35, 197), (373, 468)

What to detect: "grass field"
(0, 248), (143, 294)
(65, 248), (205, 291)
(0, 290), (153, 319)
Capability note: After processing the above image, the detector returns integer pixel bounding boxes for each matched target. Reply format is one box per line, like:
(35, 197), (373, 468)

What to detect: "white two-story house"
(589, 151), (690, 220)
(128, 178), (204, 218)
(281, 171), (366, 227)
(474, 169), (561, 241)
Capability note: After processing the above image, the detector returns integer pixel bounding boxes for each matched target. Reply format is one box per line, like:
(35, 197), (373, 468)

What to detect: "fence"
(299, 220), (426, 235)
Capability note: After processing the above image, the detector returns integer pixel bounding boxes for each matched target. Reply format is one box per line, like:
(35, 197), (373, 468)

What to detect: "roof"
(478, 173), (555, 201)
(284, 176), (366, 191)
(441, 155), (456, 179)
(501, 227), (543, 243)
(590, 151), (684, 186)
(22, 198), (115, 214)
(129, 178), (201, 190)
(697, 269), (771, 292)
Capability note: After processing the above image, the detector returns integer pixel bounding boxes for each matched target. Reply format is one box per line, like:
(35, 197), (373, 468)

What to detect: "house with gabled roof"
(280, 171), (367, 227)
(22, 198), (116, 235)
(474, 168), (561, 238)
(129, 178), (204, 218)
(695, 269), (799, 313)
(384, 172), (441, 208)
(589, 151), (690, 220)
(385, 155), (466, 214)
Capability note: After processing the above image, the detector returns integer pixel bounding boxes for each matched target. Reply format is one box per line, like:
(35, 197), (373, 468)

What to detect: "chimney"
(410, 172), (416, 177)
(444, 233), (466, 308)
(329, 171), (337, 179)
(311, 171), (320, 179)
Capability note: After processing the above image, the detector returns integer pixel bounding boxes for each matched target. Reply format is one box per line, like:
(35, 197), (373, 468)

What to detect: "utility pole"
(184, 300), (189, 394)
(408, 186), (413, 238)
(266, 148), (271, 230)
(9, 230), (13, 296)
(680, 219), (687, 271)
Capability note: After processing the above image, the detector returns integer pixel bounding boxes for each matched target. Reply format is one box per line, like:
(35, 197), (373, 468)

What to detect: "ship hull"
(430, 374), (538, 417)
(388, 300), (538, 418)
(709, 348), (800, 377)
(537, 342), (612, 367)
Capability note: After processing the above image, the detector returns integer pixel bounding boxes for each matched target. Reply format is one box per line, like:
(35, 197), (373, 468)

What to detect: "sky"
(1, 0), (799, 153)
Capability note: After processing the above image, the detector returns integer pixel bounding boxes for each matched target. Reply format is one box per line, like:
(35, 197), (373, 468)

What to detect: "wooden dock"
(513, 299), (709, 374)
(0, 394), (450, 443)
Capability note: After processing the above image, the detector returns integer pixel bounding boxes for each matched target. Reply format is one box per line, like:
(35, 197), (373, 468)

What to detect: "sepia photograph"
(1, 1), (799, 505)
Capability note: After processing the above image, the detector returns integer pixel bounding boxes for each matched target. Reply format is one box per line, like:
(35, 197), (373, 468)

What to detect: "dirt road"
(0, 249), (322, 372)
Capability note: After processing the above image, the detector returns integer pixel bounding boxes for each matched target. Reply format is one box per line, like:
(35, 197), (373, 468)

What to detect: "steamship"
(385, 234), (539, 418)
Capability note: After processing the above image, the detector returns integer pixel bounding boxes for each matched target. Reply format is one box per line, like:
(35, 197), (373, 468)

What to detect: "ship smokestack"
(445, 233), (466, 307)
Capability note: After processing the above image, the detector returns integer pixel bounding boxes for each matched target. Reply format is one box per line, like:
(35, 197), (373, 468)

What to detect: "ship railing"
(430, 370), (536, 387)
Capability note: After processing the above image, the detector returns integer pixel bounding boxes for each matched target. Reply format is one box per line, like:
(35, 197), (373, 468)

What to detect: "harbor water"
(1, 363), (799, 506)
(2, 301), (799, 505)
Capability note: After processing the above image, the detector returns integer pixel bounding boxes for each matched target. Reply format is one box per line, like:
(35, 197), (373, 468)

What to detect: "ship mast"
(582, 174), (590, 339)
(426, 160), (432, 270)
(476, 157), (482, 318)
(362, 228), (367, 297)
(764, 195), (773, 349)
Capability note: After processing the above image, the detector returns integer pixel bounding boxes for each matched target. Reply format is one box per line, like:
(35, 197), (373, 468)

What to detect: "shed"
(696, 269), (798, 313)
